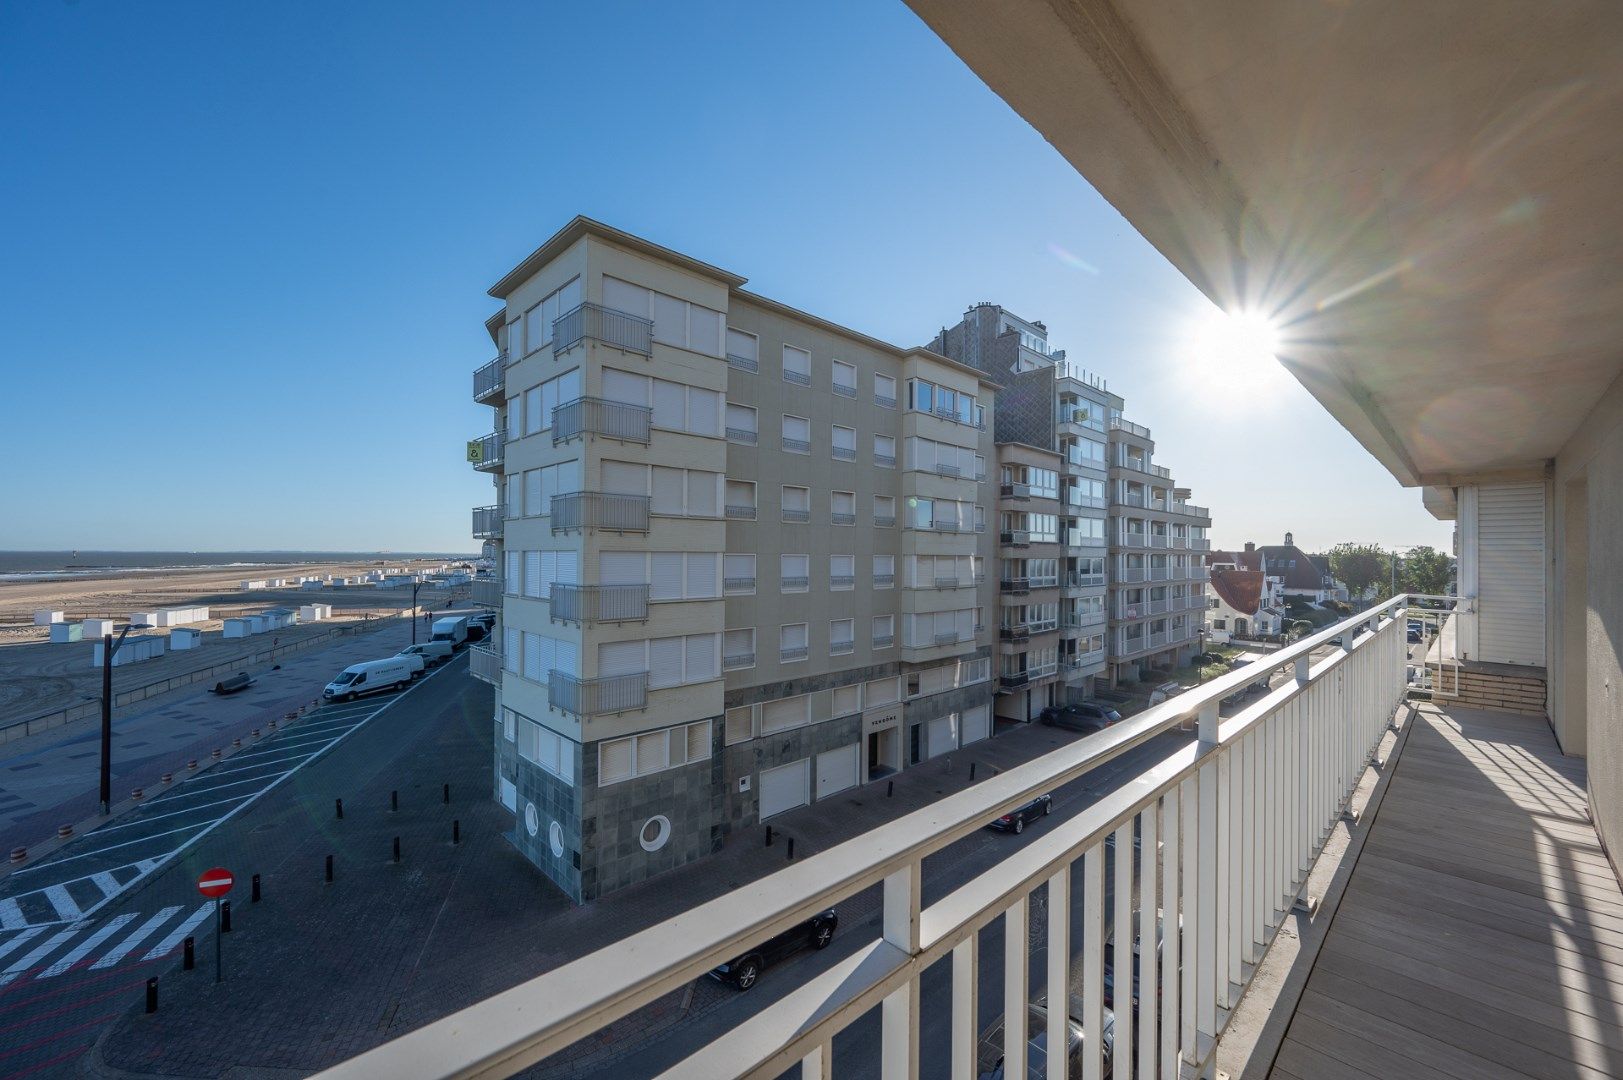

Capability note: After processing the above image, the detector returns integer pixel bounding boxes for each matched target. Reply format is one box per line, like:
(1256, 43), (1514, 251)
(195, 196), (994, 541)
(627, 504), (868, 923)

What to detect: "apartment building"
(468, 218), (998, 901)
(929, 303), (1209, 712)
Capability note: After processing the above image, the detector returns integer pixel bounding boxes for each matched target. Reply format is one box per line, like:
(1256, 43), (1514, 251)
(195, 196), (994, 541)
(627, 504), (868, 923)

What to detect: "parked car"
(466, 611), (495, 642)
(323, 657), (416, 702)
(976, 995), (1115, 1079)
(988, 794), (1053, 835)
(1102, 912), (1179, 1015)
(1038, 704), (1110, 732)
(399, 641), (453, 667)
(1071, 701), (1123, 726)
(1147, 680), (1187, 706)
(394, 651), (426, 679)
(708, 909), (837, 990)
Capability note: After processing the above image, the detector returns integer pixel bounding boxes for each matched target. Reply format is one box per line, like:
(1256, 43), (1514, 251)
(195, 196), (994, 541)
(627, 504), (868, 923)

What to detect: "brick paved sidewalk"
(86, 698), (1087, 1079)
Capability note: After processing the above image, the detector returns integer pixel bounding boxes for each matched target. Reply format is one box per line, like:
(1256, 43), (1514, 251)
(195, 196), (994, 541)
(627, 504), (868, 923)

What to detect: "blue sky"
(0, 1), (1451, 555)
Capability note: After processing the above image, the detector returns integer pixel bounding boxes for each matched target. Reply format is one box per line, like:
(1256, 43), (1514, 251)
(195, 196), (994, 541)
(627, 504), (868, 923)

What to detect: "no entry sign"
(197, 868), (234, 898)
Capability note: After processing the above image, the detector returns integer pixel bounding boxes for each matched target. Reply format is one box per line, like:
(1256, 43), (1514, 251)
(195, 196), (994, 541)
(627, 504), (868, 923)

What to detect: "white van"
(430, 616), (469, 649)
(323, 657), (416, 702)
(399, 641), (453, 667)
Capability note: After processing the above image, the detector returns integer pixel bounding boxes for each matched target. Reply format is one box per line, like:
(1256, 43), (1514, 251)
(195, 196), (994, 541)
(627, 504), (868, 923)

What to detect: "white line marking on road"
(91, 872), (120, 898)
(0, 899), (24, 931)
(86, 793), (254, 835)
(38, 913), (138, 978)
(0, 927), (43, 963)
(91, 906), (179, 969)
(0, 925), (83, 987)
(43, 886), (81, 922)
(141, 903), (212, 961)
(13, 822), (209, 875)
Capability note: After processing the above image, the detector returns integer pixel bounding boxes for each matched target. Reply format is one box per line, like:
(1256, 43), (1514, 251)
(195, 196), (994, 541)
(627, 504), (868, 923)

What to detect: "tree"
(1327, 543), (1388, 607)
(1398, 546), (1454, 597)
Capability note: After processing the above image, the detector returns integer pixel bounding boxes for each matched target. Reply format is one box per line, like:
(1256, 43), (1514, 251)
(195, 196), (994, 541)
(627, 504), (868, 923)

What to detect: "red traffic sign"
(197, 868), (234, 898)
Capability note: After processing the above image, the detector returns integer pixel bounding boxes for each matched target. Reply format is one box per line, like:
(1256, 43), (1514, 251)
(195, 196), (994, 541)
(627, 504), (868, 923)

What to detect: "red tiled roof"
(1210, 549), (1262, 572)
(1209, 567), (1265, 615)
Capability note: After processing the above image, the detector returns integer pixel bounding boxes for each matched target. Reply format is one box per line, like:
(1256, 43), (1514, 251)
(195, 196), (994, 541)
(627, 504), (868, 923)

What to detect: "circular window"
(549, 820), (565, 858)
(524, 802), (539, 838)
(639, 814), (672, 852)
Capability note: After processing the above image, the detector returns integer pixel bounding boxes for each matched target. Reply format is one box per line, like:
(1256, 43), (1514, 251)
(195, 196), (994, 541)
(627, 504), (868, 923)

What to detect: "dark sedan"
(988, 793), (1052, 835)
(708, 909), (837, 990)
(976, 996), (1115, 1079)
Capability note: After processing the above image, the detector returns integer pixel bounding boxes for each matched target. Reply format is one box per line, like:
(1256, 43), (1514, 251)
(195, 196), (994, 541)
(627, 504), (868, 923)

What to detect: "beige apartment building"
(468, 218), (998, 901)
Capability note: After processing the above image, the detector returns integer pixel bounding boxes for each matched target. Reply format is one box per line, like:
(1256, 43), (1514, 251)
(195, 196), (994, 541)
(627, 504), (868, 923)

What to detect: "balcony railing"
(549, 492), (649, 534)
(1149, 463), (1173, 479)
(723, 651), (754, 671)
(873, 573), (894, 588)
(932, 631), (960, 646)
(999, 625), (1030, 642)
(725, 504), (756, 520)
(783, 369), (811, 386)
(1000, 576), (1030, 594)
(549, 583), (649, 625)
(782, 436), (811, 453)
(473, 356), (505, 403)
(552, 397), (651, 445)
(781, 508), (810, 523)
(1149, 566), (1171, 581)
(831, 575), (855, 590)
(470, 576), (501, 609)
(552, 302), (652, 357)
(1109, 415), (1152, 438)
(723, 576), (755, 594)
(1000, 529), (1030, 546)
(935, 462), (961, 477)
(999, 671), (1028, 689)
(833, 446), (856, 461)
(780, 646), (808, 662)
(333, 597), (1427, 1080)
(1117, 566), (1146, 583)
(875, 453), (896, 469)
(726, 352), (758, 373)
(830, 640), (854, 656)
(832, 512), (856, 526)
(468, 643), (501, 686)
(781, 576), (809, 592)
(875, 393), (896, 409)
(471, 503), (504, 539)
(873, 634), (893, 649)
(1000, 481), (1029, 500)
(1123, 491), (1146, 507)
(725, 426), (757, 444)
(833, 382), (857, 399)
(875, 514), (896, 529)
(467, 432), (504, 472)
(1063, 571), (1107, 588)
(548, 670), (648, 719)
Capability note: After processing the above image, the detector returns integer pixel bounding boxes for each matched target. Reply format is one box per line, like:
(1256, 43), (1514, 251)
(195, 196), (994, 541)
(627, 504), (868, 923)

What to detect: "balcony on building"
(551, 397), (652, 446)
(472, 354), (506, 404)
(547, 670), (648, 719)
(1108, 415), (1151, 441)
(551, 302), (653, 358)
(469, 575), (500, 609)
(468, 431), (504, 472)
(471, 503), (503, 540)
(468, 643), (501, 686)
(548, 583), (650, 625)
(549, 492), (650, 534)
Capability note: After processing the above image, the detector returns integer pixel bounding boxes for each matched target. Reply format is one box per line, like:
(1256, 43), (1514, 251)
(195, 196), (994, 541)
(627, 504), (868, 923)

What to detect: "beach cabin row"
(130, 606), (209, 627)
(92, 635), (165, 667)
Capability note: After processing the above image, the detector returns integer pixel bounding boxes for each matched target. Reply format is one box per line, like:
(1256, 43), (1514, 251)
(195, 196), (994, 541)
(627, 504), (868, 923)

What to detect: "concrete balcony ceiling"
(907, 0), (1623, 492)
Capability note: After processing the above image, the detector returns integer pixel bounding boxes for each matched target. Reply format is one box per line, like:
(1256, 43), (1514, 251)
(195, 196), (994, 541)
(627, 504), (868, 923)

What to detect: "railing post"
(881, 863), (920, 1080)
(951, 936), (979, 1080)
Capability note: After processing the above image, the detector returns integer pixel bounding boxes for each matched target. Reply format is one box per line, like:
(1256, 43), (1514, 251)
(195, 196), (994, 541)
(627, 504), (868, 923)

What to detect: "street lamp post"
(100, 622), (151, 815)
(410, 581), (423, 645)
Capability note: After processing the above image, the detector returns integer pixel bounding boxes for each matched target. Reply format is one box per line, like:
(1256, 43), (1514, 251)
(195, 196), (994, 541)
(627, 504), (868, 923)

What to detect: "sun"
(1179, 304), (1290, 403)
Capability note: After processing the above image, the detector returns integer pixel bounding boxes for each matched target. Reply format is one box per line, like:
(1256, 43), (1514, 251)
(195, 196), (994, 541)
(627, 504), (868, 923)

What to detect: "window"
(874, 434), (896, 468)
(779, 623), (809, 663)
(603, 276), (721, 356)
(521, 460), (582, 517)
(833, 683), (862, 717)
(523, 550), (580, 599)
(505, 551), (521, 595)
(874, 495), (896, 528)
(831, 424), (856, 461)
(522, 368), (583, 436)
(904, 609), (974, 648)
(872, 555), (895, 588)
(597, 634), (719, 690)
(875, 372), (897, 407)
(781, 485), (810, 523)
(724, 554), (756, 594)
(600, 460), (720, 517)
(725, 403), (757, 444)
(724, 628), (755, 671)
(510, 709), (575, 785)
(865, 677), (900, 707)
(907, 378), (976, 424)
(906, 436), (977, 477)
(832, 490), (856, 526)
(830, 555), (855, 590)
(597, 720), (713, 786)
(1213, 618), (1227, 630)
(782, 414), (811, 453)
(783, 344), (811, 385)
(872, 614), (895, 648)
(781, 554), (810, 593)
(761, 696), (809, 734)
(603, 369), (720, 437)
(832, 360), (857, 397)
(830, 619), (854, 654)
(520, 631), (578, 683)
(726, 328), (759, 371)
(725, 705), (755, 745)
(516, 277), (582, 357)
(725, 479), (756, 519)
(601, 552), (717, 600)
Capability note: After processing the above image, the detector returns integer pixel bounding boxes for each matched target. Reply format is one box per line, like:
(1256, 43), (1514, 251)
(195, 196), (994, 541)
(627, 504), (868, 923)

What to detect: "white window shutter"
(650, 552), (684, 600)
(599, 739), (633, 784)
(598, 640), (645, 677)
(601, 460), (646, 496)
(686, 472), (718, 517)
(648, 637), (685, 689)
(603, 277), (649, 319)
(600, 552), (645, 586)
(685, 554), (718, 598)
(602, 368), (646, 406)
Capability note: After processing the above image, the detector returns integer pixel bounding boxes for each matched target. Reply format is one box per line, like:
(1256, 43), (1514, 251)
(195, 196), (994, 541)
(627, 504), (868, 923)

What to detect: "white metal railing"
(468, 643), (501, 685)
(471, 504), (504, 539)
(325, 599), (1425, 1080)
(552, 397), (652, 445)
(547, 670), (648, 718)
(473, 356), (505, 402)
(549, 492), (650, 534)
(470, 577), (501, 609)
(552, 302), (653, 357)
(549, 583), (650, 624)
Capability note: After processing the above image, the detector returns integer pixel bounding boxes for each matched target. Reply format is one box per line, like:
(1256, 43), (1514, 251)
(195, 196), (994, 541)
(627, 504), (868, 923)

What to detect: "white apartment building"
(469, 218), (998, 901)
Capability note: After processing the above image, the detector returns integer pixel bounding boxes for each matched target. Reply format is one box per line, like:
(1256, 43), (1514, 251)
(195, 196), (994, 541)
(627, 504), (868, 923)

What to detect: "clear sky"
(0, 1), (1452, 556)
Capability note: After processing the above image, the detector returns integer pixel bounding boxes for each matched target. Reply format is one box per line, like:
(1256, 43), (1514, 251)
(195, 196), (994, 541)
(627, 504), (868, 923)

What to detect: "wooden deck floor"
(1269, 704), (1623, 1080)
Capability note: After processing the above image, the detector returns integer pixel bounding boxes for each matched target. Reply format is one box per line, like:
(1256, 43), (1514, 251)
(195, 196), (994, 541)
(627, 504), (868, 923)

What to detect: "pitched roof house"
(1206, 567), (1284, 641)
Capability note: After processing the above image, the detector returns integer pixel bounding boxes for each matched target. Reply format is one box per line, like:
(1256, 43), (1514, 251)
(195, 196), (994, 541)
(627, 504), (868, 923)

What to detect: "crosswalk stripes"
(39, 913), (136, 978)
(90, 906), (179, 970)
(141, 904), (213, 962)
(0, 925), (82, 987)
(0, 901), (218, 986)
(0, 927), (43, 964)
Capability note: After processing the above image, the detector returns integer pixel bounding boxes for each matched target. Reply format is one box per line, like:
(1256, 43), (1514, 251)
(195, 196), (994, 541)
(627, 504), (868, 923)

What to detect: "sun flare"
(1179, 305), (1291, 405)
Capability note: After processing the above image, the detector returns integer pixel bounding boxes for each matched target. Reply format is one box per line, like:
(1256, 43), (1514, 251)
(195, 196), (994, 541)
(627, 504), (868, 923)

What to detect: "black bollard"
(251, 873), (261, 903)
(393, 836), (400, 863)
(335, 798), (344, 820)
(146, 977), (158, 1014)
(443, 783), (450, 804)
(764, 825), (773, 847)
(325, 854), (334, 883)
(391, 790), (398, 813)
(787, 837), (795, 861)
(887, 780), (894, 797)
(969, 762), (977, 781)
(453, 819), (460, 845)
(221, 900), (232, 933)
(183, 936), (195, 971)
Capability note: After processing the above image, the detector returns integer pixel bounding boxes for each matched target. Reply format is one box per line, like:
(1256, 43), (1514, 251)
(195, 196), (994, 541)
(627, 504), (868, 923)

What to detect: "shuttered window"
(648, 637), (685, 689)
(761, 697), (807, 734)
(686, 555), (717, 599)
(651, 467), (684, 515)
(685, 634), (718, 682)
(688, 389), (719, 435)
(597, 640), (645, 677)
(600, 552), (643, 586)
(601, 460), (645, 496)
(726, 328), (757, 365)
(833, 684), (862, 717)
(603, 276), (650, 318)
(602, 367), (647, 406)
(524, 552), (542, 598)
(725, 706), (754, 745)
(686, 472), (718, 517)
(598, 739), (633, 784)
(652, 379), (686, 429)
(650, 552), (684, 601)
(783, 345), (811, 380)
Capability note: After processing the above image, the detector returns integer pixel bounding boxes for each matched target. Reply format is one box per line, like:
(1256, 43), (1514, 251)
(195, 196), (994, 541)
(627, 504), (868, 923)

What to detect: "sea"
(0, 551), (477, 583)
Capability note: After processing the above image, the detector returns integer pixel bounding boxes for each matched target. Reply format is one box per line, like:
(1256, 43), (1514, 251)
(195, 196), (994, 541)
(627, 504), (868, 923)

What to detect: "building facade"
(470, 219), (998, 901)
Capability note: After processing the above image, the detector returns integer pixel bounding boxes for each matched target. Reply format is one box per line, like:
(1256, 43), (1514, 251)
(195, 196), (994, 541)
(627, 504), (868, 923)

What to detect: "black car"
(708, 909), (837, 990)
(976, 996), (1115, 1079)
(1072, 701), (1123, 726)
(1038, 704), (1110, 732)
(988, 794), (1052, 834)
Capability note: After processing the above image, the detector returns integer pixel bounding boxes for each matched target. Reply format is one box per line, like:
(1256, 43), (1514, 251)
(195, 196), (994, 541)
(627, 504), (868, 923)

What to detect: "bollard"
(443, 783), (450, 805)
(787, 837), (795, 861)
(212, 748), (222, 759)
(146, 977), (158, 1014)
(764, 825), (773, 847)
(325, 854), (334, 883)
(969, 762), (977, 782)
(183, 936), (195, 970)
(57, 824), (72, 839)
(221, 900), (232, 933)
(9, 848), (24, 864)
(251, 874), (261, 903)
(131, 788), (143, 801)
(232, 738), (241, 748)
(161, 773), (172, 785)
(390, 790), (398, 812)
(887, 780), (894, 797)
(335, 798), (344, 820)
(393, 837), (401, 863)
(251, 729), (260, 739)
(188, 759), (198, 770)
(452, 819), (460, 845)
